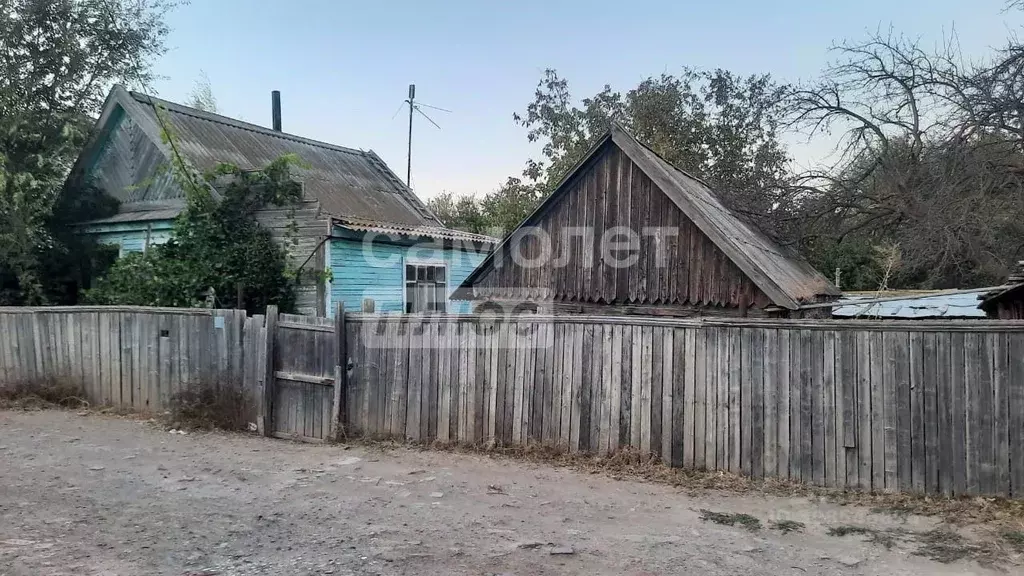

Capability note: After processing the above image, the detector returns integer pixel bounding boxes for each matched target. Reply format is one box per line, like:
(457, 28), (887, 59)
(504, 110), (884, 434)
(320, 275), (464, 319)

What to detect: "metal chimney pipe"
(271, 90), (282, 131)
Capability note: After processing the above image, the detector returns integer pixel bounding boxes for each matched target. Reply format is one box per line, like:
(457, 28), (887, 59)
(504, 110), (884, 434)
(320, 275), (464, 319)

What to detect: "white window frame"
(402, 259), (449, 314)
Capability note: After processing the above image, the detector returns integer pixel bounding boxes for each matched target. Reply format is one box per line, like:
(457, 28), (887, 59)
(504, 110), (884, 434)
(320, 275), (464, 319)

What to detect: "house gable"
(466, 141), (773, 310)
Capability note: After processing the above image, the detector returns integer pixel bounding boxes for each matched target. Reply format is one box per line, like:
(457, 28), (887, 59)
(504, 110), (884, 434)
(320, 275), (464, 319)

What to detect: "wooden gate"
(267, 311), (344, 442)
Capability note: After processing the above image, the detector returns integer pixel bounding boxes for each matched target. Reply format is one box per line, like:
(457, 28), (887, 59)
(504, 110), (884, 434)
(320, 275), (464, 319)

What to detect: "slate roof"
(334, 216), (498, 245)
(75, 86), (441, 228)
(458, 124), (840, 310)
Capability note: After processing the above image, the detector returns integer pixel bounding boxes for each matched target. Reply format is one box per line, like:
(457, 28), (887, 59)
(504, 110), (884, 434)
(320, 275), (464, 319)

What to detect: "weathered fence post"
(261, 305), (278, 437)
(330, 302), (346, 441)
(362, 298), (375, 313)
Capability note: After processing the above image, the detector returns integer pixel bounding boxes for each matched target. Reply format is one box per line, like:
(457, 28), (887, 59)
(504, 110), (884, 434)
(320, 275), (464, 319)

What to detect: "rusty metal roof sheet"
(125, 89), (441, 227)
(834, 292), (988, 319)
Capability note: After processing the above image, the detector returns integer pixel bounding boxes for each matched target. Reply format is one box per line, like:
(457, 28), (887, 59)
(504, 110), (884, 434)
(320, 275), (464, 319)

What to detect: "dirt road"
(0, 410), (1008, 575)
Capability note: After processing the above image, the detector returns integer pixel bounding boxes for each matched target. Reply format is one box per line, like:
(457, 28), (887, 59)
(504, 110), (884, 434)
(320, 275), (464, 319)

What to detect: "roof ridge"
(128, 90), (369, 158)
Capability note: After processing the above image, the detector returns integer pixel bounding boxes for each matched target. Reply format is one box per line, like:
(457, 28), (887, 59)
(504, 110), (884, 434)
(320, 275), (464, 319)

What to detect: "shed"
(454, 124), (840, 317)
(70, 86), (495, 315)
(979, 261), (1024, 319)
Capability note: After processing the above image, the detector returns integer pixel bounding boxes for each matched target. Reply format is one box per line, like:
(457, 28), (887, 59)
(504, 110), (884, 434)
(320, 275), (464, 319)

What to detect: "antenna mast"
(399, 84), (448, 189)
(406, 84), (415, 188)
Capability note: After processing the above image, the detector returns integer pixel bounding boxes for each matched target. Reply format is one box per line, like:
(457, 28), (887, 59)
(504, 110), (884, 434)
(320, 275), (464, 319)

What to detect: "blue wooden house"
(69, 86), (495, 315)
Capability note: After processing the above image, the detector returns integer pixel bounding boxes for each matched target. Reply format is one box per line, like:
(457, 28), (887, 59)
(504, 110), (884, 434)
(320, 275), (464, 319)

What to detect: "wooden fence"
(3, 306), (1024, 498)
(344, 314), (1024, 499)
(0, 306), (258, 415)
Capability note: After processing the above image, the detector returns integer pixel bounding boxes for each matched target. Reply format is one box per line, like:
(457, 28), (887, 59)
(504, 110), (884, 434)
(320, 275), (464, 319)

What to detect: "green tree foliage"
(0, 0), (176, 304)
(427, 177), (544, 237)
(85, 154), (304, 314)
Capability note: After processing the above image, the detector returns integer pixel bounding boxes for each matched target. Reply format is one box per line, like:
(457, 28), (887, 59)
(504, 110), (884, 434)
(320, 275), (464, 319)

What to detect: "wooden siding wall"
(256, 201), (329, 316)
(89, 107), (180, 203)
(0, 307), (259, 416)
(472, 146), (772, 310)
(345, 315), (1024, 498)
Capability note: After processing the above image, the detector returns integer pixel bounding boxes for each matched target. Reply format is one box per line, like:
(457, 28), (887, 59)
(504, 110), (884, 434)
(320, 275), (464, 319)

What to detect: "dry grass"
(0, 376), (88, 410)
(699, 509), (762, 531)
(1003, 530), (1024, 553)
(770, 519), (805, 534)
(827, 525), (902, 549)
(372, 438), (1024, 530)
(167, 378), (254, 432)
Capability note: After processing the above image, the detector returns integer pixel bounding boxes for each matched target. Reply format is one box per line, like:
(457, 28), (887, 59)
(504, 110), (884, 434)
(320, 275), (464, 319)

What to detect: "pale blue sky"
(151, 0), (1023, 200)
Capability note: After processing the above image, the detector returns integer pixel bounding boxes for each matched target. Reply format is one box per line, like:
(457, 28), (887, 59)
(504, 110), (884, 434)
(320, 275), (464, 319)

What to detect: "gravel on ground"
(0, 410), (1011, 575)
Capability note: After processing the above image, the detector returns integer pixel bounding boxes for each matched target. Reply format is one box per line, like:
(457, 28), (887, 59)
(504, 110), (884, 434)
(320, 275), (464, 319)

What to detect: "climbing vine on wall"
(84, 144), (307, 314)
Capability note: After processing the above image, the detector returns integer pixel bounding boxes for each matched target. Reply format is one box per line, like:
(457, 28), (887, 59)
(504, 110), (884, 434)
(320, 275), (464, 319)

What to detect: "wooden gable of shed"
(465, 140), (773, 310)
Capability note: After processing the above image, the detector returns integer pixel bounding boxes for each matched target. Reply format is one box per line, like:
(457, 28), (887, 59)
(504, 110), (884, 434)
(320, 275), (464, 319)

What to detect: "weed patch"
(167, 378), (253, 431)
(827, 525), (900, 549)
(770, 520), (805, 534)
(1002, 530), (1024, 553)
(699, 509), (762, 531)
(0, 376), (88, 410)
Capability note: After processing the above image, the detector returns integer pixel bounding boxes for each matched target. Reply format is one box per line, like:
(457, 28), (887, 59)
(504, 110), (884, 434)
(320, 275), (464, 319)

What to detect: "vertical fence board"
(631, 325), (644, 451)
(935, 331), (953, 496)
(909, 331), (926, 492)
(893, 331), (912, 492)
(793, 330), (808, 482)
(682, 328), (696, 469)
(588, 324), (603, 452)
(598, 325), (613, 454)
(856, 331), (872, 491)
(777, 328), (791, 481)
(763, 329), (778, 479)
(810, 329), (825, 486)
(822, 331), (836, 488)
(581, 324), (596, 453)
(1009, 333), (1024, 498)
(640, 325), (653, 455)
(607, 324), (622, 453)
(869, 331), (885, 492)
(922, 332), (940, 494)
(693, 326), (707, 469)
(750, 328), (764, 480)
(992, 332), (1011, 496)
(881, 331), (899, 492)
(570, 324), (584, 451)
(661, 328), (674, 463)
(730, 328), (742, 474)
(619, 324), (632, 450)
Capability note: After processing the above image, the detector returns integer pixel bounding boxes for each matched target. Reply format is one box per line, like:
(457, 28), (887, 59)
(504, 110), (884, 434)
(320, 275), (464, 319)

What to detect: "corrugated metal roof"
(336, 217), (498, 245)
(612, 126), (841, 309)
(833, 292), (988, 319)
(124, 89), (441, 227)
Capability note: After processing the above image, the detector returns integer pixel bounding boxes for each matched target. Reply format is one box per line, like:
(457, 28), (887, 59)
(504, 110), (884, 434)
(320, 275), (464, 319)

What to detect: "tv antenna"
(394, 84), (450, 188)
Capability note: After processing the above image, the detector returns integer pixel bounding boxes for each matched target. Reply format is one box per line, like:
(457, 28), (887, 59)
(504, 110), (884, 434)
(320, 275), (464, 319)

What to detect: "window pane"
(406, 285), (416, 312)
(435, 266), (446, 282)
(417, 266), (427, 281)
(435, 285), (446, 312)
(406, 264), (414, 279)
(426, 266), (435, 282)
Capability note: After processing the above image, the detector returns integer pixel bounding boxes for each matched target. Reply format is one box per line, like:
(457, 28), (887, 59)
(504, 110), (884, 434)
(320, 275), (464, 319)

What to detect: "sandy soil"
(0, 410), (1011, 576)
